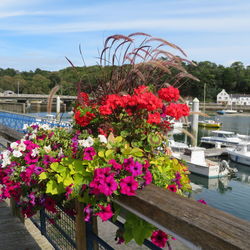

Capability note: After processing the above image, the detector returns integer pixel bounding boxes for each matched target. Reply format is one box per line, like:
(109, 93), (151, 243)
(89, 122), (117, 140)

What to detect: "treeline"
(0, 61), (249, 101)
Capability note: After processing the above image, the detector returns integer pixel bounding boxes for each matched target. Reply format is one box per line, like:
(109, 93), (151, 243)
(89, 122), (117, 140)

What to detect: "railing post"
(40, 208), (46, 236)
(10, 197), (25, 223)
(86, 217), (99, 250)
(75, 200), (87, 250)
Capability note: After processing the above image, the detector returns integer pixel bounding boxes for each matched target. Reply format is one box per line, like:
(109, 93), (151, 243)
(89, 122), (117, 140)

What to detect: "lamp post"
(17, 81), (20, 96)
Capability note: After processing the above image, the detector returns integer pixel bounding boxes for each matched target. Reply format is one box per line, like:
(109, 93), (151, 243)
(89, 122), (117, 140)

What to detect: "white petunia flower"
(78, 139), (89, 148)
(44, 145), (51, 153)
(29, 133), (37, 140)
(21, 166), (26, 172)
(23, 124), (29, 130)
(1, 158), (11, 168)
(31, 148), (39, 157)
(98, 135), (107, 144)
(86, 136), (94, 146)
(10, 142), (19, 150)
(41, 124), (51, 130)
(13, 150), (22, 158)
(58, 148), (64, 157)
(78, 136), (94, 147)
(18, 143), (26, 152)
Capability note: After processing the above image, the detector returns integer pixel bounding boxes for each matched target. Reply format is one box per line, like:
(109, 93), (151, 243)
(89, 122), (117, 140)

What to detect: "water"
(184, 114), (250, 221)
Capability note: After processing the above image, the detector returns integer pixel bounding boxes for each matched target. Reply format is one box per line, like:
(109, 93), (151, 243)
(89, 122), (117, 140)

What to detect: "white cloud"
(0, 17), (249, 34)
(187, 45), (250, 66)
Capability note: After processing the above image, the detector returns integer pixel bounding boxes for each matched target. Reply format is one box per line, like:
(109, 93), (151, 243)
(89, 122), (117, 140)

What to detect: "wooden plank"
(0, 124), (23, 141)
(75, 200), (87, 250)
(115, 184), (250, 250)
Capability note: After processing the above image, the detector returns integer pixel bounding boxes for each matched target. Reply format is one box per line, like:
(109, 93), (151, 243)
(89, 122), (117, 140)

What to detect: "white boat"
(172, 147), (236, 178)
(217, 109), (237, 115)
(201, 130), (243, 147)
(227, 143), (250, 166)
(236, 133), (250, 141)
(168, 138), (189, 152)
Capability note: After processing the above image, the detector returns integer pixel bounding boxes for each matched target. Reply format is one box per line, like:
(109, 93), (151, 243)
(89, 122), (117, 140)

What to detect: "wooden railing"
(1, 124), (250, 249)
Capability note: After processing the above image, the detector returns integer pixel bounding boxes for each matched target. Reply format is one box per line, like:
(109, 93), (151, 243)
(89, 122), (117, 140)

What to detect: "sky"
(1, 0), (250, 71)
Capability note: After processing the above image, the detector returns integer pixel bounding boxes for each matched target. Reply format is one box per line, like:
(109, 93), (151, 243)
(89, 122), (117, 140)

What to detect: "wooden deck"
(0, 200), (53, 250)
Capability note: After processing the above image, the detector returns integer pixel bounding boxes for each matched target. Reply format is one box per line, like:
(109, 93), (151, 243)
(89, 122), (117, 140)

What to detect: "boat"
(172, 147), (237, 178)
(198, 119), (222, 128)
(227, 142), (250, 166)
(201, 130), (243, 147)
(168, 138), (189, 152)
(199, 84), (222, 128)
(216, 109), (238, 115)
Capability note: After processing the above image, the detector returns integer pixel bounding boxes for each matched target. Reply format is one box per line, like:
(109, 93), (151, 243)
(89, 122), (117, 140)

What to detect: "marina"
(172, 113), (250, 222)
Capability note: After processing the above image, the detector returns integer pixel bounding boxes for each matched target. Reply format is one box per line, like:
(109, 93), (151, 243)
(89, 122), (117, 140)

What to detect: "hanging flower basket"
(0, 33), (198, 248)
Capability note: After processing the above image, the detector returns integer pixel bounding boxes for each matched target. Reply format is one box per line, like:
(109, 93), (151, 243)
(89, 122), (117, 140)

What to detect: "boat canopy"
(211, 130), (235, 135)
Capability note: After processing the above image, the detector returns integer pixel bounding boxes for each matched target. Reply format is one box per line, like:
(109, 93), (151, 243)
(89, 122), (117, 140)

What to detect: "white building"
(217, 89), (250, 106)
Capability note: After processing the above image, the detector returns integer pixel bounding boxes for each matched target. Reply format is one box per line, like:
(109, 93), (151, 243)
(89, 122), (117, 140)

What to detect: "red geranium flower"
(147, 112), (161, 124)
(74, 110), (95, 127)
(158, 86), (180, 102)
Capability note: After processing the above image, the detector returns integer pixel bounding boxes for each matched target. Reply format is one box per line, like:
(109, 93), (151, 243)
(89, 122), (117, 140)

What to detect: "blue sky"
(1, 0), (250, 71)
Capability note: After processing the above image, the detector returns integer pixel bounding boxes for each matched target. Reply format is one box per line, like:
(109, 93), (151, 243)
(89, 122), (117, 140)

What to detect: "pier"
(205, 148), (228, 157)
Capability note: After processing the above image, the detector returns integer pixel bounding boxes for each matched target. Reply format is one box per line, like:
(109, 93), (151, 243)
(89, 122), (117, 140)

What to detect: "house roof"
(231, 94), (250, 98)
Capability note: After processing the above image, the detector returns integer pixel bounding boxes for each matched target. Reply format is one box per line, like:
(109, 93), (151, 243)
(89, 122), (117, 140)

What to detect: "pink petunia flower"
(197, 199), (207, 205)
(123, 157), (135, 171)
(96, 204), (113, 222)
(120, 176), (138, 196)
(102, 176), (118, 196)
(151, 230), (168, 248)
(167, 184), (177, 193)
(83, 147), (96, 161)
(65, 184), (73, 200)
(108, 159), (122, 170)
(44, 197), (57, 213)
(127, 161), (143, 176)
(144, 170), (152, 185)
(83, 204), (92, 222)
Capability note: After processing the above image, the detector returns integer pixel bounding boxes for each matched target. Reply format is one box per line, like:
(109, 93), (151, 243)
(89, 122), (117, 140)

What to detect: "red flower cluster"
(165, 103), (190, 120)
(78, 92), (89, 105)
(74, 110), (95, 127)
(158, 86), (180, 102)
(147, 112), (161, 124)
(99, 86), (163, 116)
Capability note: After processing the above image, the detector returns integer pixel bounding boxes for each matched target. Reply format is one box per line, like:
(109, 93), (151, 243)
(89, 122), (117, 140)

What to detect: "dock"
(205, 148), (228, 157)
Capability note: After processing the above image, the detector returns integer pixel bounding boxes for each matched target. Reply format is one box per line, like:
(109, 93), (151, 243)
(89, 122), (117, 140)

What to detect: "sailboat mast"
(203, 83), (206, 114)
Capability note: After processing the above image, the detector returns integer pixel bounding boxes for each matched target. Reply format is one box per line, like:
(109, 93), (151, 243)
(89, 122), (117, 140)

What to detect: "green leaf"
(74, 173), (84, 185)
(50, 162), (67, 173)
(123, 225), (133, 243)
(130, 147), (144, 157)
(114, 136), (123, 143)
(105, 149), (114, 159)
(39, 172), (48, 180)
(46, 180), (64, 195)
(98, 151), (105, 158)
(120, 130), (129, 137)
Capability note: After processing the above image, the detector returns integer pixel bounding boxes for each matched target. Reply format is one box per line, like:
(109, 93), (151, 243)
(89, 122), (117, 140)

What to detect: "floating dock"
(205, 148), (228, 157)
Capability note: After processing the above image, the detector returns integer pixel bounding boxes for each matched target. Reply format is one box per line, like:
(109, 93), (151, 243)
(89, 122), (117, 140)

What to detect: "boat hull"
(187, 162), (228, 178)
(229, 153), (250, 166)
(198, 122), (221, 128)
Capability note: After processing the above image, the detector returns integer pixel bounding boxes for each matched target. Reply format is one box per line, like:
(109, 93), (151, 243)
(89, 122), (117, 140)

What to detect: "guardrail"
(1, 125), (250, 249)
